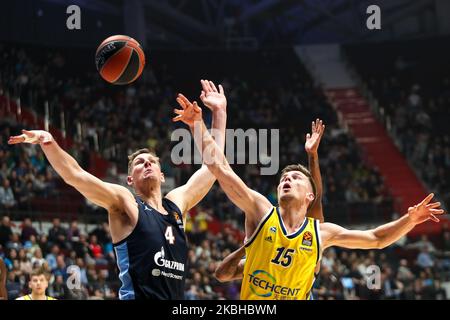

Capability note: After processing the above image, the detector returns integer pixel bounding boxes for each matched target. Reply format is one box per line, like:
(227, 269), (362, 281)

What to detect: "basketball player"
(0, 257), (7, 300)
(214, 119), (326, 283)
(8, 80), (227, 300)
(16, 268), (56, 300)
(173, 97), (445, 300)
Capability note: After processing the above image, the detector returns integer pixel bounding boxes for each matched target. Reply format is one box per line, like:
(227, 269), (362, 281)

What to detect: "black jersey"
(113, 196), (188, 300)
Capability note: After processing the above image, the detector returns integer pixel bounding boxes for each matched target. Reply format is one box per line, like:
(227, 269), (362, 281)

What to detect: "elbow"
(214, 267), (230, 283)
(214, 272), (227, 283)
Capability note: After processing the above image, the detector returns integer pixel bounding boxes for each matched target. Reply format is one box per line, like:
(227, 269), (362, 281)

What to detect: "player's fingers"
(172, 115), (182, 122)
(219, 84), (224, 95)
(200, 90), (206, 101)
(177, 93), (192, 106)
(311, 120), (316, 132)
(22, 129), (34, 137)
(426, 202), (441, 209)
(209, 81), (218, 92)
(429, 209), (445, 215)
(176, 97), (187, 110)
(7, 135), (25, 144)
(429, 214), (440, 223)
(173, 109), (184, 116)
(193, 101), (202, 113)
(306, 133), (310, 140)
(201, 79), (212, 93)
(420, 193), (434, 206)
(202, 79), (212, 92)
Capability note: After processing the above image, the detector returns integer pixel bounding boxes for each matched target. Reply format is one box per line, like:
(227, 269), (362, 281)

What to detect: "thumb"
(22, 129), (34, 137)
(306, 133), (310, 140)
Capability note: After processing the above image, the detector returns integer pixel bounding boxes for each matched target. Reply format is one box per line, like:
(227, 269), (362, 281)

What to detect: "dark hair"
(280, 164), (317, 210)
(127, 148), (159, 175)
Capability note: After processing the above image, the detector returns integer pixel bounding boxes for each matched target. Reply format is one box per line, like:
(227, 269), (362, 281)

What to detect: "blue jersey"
(113, 196), (188, 300)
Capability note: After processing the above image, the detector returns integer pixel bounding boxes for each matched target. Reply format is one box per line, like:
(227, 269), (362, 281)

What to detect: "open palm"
(305, 118), (325, 154)
(408, 193), (444, 224)
(200, 80), (226, 111)
(173, 94), (202, 127)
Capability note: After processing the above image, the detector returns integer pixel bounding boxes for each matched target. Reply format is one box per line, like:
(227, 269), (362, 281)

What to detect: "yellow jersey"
(241, 207), (321, 300)
(16, 294), (57, 300)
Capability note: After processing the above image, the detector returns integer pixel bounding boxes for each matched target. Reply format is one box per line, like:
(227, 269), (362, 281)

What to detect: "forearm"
(215, 248), (245, 282)
(373, 213), (416, 248)
(190, 120), (228, 173)
(210, 108), (227, 152)
(308, 152), (324, 222)
(40, 138), (83, 184)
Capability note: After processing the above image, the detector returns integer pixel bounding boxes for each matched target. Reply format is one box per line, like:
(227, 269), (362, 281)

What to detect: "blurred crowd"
(346, 39), (450, 210)
(2, 214), (449, 300)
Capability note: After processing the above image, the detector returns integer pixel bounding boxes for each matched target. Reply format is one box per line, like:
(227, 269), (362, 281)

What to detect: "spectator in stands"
(45, 244), (60, 271)
(0, 216), (12, 248)
(48, 218), (68, 250)
(20, 217), (37, 242)
(0, 179), (16, 211)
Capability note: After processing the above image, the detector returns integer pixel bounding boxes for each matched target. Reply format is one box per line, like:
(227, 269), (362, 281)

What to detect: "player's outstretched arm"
(305, 118), (325, 222)
(172, 100), (272, 228)
(8, 130), (132, 211)
(214, 246), (246, 282)
(166, 80), (226, 215)
(321, 193), (445, 250)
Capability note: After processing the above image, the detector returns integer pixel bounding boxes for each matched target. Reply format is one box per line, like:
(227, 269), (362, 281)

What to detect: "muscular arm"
(8, 130), (132, 212)
(322, 193), (444, 250)
(0, 258), (7, 300)
(305, 119), (325, 222)
(214, 246), (246, 282)
(166, 81), (227, 217)
(166, 106), (226, 215)
(173, 96), (272, 232)
(307, 153), (324, 222)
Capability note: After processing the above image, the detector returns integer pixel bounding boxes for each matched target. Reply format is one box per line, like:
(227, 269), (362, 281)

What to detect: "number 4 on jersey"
(165, 226), (175, 244)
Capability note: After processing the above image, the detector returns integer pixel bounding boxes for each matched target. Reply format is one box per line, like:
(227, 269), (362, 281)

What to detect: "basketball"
(95, 35), (145, 85)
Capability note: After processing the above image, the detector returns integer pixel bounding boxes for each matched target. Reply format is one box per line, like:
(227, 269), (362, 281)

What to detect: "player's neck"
(136, 186), (165, 213)
(278, 202), (307, 231)
(31, 292), (47, 300)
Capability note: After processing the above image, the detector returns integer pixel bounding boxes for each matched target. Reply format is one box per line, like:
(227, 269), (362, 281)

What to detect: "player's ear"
(306, 192), (315, 203)
(160, 172), (165, 183)
(127, 175), (133, 186)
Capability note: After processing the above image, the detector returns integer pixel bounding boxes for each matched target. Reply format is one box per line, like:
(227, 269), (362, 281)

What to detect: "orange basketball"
(95, 35), (145, 85)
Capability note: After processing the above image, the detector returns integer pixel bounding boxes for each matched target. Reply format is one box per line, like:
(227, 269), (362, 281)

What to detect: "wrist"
(307, 151), (318, 158)
(404, 213), (416, 225)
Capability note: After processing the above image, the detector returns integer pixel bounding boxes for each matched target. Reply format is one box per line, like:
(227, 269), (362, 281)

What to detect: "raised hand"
(199, 79), (226, 111)
(305, 118), (325, 155)
(173, 93), (203, 127)
(408, 193), (445, 224)
(8, 130), (53, 145)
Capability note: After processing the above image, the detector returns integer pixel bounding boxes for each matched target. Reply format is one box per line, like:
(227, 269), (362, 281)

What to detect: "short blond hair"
(127, 148), (159, 175)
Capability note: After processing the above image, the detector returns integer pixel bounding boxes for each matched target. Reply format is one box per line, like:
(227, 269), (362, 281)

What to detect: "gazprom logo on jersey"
(248, 270), (300, 298)
(154, 247), (185, 272)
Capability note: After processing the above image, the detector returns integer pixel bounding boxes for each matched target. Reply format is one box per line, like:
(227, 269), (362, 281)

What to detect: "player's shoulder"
(47, 296), (57, 300)
(15, 295), (29, 300)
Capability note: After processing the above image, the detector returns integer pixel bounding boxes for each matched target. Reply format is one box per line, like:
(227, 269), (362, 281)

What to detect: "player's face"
(29, 275), (48, 295)
(128, 153), (164, 185)
(277, 171), (314, 205)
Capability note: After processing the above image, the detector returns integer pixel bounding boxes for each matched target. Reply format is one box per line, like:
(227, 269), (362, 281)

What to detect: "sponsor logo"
(302, 231), (313, 247)
(248, 269), (300, 298)
(152, 269), (161, 277)
(154, 247), (185, 272)
(269, 226), (277, 233)
(264, 235), (273, 243)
